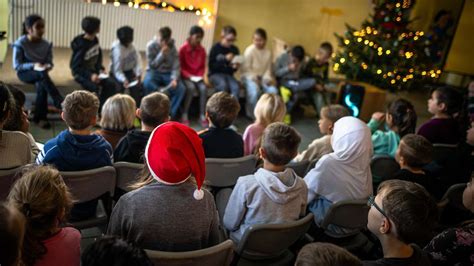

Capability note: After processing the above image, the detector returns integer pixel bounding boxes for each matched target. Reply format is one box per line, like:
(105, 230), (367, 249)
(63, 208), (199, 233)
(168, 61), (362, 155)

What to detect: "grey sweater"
(107, 180), (221, 251)
(223, 168), (308, 242)
(273, 52), (303, 81)
(146, 37), (180, 80)
(13, 35), (52, 71)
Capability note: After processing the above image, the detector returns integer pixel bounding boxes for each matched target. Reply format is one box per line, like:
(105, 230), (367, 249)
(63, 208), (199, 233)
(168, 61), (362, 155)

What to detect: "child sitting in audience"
(4, 86), (41, 159)
(95, 94), (136, 150)
(305, 117), (373, 235)
(199, 92), (243, 158)
(143, 26), (185, 119)
(303, 42), (333, 114)
(418, 87), (464, 144)
(390, 134), (436, 197)
(274, 45), (316, 123)
(224, 122), (307, 242)
(424, 174), (474, 266)
(114, 92), (170, 163)
(108, 122), (221, 251)
(295, 243), (362, 266)
(0, 82), (34, 169)
(369, 99), (417, 157)
(0, 202), (25, 266)
(82, 236), (152, 266)
(208, 26), (241, 99)
(13, 14), (63, 129)
(294, 104), (349, 162)
(36, 90), (112, 220)
(241, 28), (278, 119)
(8, 166), (81, 266)
(110, 26), (143, 106)
(365, 180), (438, 266)
(179, 25), (207, 126)
(243, 93), (286, 155)
(70, 16), (116, 108)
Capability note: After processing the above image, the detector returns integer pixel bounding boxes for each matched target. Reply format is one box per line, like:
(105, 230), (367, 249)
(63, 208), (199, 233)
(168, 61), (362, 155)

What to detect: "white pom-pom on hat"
(193, 189), (204, 200)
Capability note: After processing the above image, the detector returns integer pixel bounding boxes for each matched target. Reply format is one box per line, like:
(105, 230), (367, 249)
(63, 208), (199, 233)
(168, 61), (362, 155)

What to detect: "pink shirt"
(243, 123), (265, 155)
(35, 227), (81, 266)
(179, 40), (206, 79)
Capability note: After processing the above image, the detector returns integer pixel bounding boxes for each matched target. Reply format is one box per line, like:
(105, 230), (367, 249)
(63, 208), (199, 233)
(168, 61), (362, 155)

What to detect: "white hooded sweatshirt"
(223, 168), (308, 242)
(304, 116), (373, 235)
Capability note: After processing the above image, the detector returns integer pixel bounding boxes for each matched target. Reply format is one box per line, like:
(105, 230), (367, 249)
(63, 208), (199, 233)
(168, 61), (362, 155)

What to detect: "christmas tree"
(333, 0), (441, 90)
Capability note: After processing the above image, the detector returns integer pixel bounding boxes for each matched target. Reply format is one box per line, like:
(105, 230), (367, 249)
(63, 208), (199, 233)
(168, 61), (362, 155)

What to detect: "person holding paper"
(208, 26), (241, 100)
(13, 14), (63, 129)
(179, 26), (207, 127)
(70, 16), (117, 109)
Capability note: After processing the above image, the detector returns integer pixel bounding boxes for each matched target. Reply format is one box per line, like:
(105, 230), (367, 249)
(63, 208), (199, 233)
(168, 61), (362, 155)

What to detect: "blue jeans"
(209, 73), (240, 99)
(281, 78), (316, 113)
(143, 70), (185, 118)
(242, 77), (278, 119)
(17, 70), (63, 122)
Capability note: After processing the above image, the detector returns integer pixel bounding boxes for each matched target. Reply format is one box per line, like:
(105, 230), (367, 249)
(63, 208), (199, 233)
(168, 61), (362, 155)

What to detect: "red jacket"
(179, 40), (206, 79)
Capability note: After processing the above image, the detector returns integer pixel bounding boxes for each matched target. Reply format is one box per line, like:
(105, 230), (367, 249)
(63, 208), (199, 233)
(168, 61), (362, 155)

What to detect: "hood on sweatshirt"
(56, 130), (112, 164)
(254, 168), (306, 204)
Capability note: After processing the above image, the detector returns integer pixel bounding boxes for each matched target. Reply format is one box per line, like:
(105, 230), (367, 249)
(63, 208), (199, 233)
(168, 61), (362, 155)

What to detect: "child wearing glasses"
(365, 180), (438, 266)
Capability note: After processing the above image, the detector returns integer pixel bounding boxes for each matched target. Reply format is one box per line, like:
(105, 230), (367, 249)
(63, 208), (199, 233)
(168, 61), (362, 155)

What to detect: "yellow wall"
(0, 0), (8, 65)
(214, 0), (468, 73)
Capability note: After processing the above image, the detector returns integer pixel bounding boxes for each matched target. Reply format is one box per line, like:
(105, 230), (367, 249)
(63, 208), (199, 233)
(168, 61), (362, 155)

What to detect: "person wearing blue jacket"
(37, 90), (113, 221)
(13, 14), (63, 129)
(70, 16), (116, 108)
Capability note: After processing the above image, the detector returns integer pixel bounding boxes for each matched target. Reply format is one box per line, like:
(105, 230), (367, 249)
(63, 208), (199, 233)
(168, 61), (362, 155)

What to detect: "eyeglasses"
(367, 195), (389, 219)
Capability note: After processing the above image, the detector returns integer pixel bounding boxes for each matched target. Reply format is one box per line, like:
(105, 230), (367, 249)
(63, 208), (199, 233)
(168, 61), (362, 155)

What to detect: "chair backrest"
(371, 155), (400, 182)
(432, 143), (458, 163)
(236, 213), (314, 258)
(113, 162), (144, 192)
(145, 239), (234, 266)
(0, 167), (23, 200)
(60, 166), (116, 203)
(439, 183), (467, 210)
(205, 155), (257, 187)
(320, 199), (369, 234)
(286, 160), (309, 177)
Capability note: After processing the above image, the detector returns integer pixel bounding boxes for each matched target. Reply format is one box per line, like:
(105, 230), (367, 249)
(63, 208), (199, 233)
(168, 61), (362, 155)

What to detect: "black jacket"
(70, 34), (104, 79)
(114, 130), (151, 163)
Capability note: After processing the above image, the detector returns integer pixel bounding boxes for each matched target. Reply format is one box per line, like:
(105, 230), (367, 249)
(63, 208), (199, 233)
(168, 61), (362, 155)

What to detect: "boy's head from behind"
(254, 93), (286, 127)
(137, 92), (170, 129)
(117, 26), (134, 46)
(316, 42), (333, 64)
(81, 16), (100, 35)
(396, 134), (433, 169)
(8, 166), (73, 266)
(206, 92), (240, 128)
(61, 90), (99, 131)
(319, 104), (350, 135)
(295, 242), (362, 266)
(82, 236), (152, 266)
(368, 180), (438, 245)
(260, 122), (301, 166)
(0, 203), (25, 266)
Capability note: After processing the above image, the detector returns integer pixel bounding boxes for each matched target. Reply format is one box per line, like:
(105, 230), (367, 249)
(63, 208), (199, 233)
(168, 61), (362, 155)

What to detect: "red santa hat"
(144, 121), (206, 200)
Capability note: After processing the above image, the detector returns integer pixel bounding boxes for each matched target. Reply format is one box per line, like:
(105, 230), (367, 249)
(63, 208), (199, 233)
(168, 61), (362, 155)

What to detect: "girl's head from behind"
(100, 94), (136, 131)
(23, 14), (45, 40)
(0, 82), (14, 127)
(0, 203), (26, 266)
(319, 104), (350, 135)
(82, 236), (152, 266)
(428, 87), (462, 116)
(4, 86), (28, 132)
(386, 99), (417, 137)
(254, 94), (286, 127)
(8, 166), (73, 266)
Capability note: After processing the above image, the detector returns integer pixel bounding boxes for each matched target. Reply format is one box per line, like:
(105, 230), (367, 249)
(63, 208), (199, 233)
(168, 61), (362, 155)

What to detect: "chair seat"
(70, 200), (108, 230)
